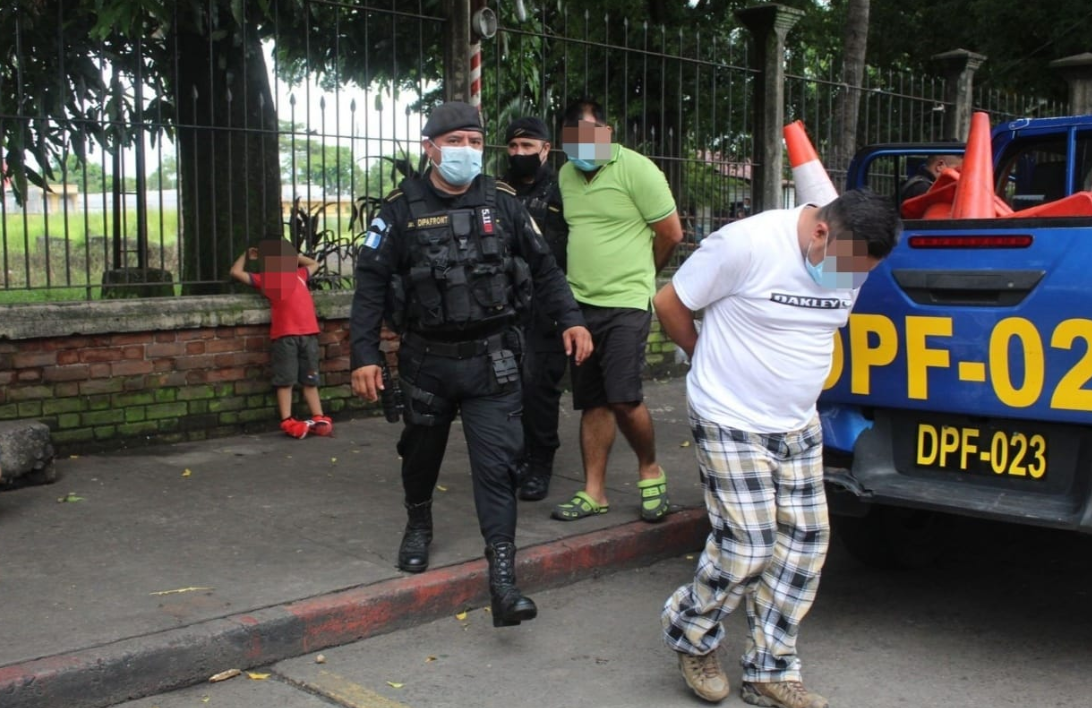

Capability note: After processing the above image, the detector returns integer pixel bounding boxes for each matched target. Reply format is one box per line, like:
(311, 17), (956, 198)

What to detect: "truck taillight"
(907, 235), (1033, 248)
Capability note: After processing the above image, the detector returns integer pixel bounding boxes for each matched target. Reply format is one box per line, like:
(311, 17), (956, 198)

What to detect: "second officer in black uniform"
(350, 101), (592, 628)
(503, 117), (570, 502)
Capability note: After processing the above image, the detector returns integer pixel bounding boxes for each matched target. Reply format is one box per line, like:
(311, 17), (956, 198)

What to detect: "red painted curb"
(0, 508), (710, 708)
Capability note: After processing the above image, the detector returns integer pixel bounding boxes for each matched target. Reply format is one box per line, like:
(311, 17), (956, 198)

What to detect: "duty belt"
(402, 330), (507, 359)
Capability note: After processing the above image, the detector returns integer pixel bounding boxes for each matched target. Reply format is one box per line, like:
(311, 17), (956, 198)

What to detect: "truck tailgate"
(822, 217), (1092, 425)
(820, 217), (1092, 530)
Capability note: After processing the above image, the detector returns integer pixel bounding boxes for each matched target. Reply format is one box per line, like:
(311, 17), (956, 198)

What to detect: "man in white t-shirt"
(655, 190), (901, 708)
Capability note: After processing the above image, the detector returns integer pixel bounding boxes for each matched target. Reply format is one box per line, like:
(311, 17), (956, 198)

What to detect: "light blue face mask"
(563, 142), (611, 172)
(431, 143), (482, 186)
(805, 239), (870, 289)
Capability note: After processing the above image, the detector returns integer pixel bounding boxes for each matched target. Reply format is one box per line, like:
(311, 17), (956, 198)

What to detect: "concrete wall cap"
(0, 291), (352, 341)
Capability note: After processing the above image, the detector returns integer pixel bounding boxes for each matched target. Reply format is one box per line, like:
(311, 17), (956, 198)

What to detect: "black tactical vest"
(399, 177), (530, 333)
(515, 176), (568, 273)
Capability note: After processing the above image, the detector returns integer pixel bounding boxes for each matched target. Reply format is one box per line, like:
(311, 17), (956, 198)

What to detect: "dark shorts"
(570, 305), (651, 410)
(270, 335), (321, 387)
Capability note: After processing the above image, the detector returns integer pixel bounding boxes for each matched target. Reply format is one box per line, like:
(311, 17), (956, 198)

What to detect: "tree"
(4, 0), (1081, 298)
(149, 155), (178, 191)
(278, 122), (368, 196)
(54, 154), (108, 194)
(866, 0), (1092, 103)
(1, 1), (281, 292)
(832, 0), (870, 173)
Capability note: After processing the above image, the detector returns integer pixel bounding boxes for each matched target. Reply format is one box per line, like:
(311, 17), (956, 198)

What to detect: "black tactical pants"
(521, 325), (568, 472)
(396, 332), (523, 545)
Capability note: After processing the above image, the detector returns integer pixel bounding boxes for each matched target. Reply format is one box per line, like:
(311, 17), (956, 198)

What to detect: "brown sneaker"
(676, 651), (730, 703)
(740, 680), (828, 708)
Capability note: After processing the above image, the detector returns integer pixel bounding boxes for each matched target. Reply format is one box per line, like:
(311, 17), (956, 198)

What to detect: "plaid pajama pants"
(661, 405), (830, 683)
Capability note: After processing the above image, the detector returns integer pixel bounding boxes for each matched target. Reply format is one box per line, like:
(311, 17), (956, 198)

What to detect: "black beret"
(505, 117), (550, 143)
(421, 101), (483, 138)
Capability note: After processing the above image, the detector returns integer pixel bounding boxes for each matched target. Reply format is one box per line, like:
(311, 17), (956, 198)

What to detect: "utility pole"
(444, 0), (472, 102)
(443, 0), (495, 108)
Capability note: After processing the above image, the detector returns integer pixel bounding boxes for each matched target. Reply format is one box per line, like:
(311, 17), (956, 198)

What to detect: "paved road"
(114, 516), (1092, 708)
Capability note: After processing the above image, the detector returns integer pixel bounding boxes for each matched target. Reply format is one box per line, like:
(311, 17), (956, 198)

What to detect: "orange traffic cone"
(784, 120), (838, 206)
(950, 112), (996, 219)
(923, 201), (953, 219)
(901, 167), (961, 219)
(1005, 191), (1092, 218)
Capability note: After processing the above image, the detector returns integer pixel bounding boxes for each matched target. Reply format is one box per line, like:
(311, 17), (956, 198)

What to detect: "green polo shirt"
(559, 144), (677, 309)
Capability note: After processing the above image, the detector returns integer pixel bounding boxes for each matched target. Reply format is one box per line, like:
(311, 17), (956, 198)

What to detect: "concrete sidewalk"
(0, 378), (710, 708)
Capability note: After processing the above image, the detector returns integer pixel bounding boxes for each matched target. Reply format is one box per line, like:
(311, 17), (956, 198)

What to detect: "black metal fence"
(0, 0), (1069, 302)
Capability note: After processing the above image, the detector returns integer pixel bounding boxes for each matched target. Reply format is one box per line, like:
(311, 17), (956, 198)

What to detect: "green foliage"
(278, 123), (367, 195)
(270, 0), (445, 102)
(867, 0), (1091, 102)
(148, 155), (178, 190)
(52, 154), (108, 192)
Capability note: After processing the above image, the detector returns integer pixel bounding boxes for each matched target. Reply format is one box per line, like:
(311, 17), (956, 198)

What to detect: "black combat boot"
(518, 470), (551, 501)
(518, 455), (553, 502)
(485, 541), (537, 627)
(397, 500), (433, 573)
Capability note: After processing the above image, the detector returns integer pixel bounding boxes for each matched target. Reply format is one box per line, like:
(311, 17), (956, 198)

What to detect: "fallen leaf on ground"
(209, 668), (241, 683)
(436, 485), (448, 492)
(69, 455), (80, 459)
(150, 586), (214, 596)
(680, 440), (691, 447)
(425, 656), (438, 663)
(331, 457), (338, 463)
(246, 672), (270, 680)
(386, 681), (404, 689)
(182, 469), (192, 477)
(57, 493), (84, 503)
(686, 555), (695, 560)
(455, 610), (468, 621)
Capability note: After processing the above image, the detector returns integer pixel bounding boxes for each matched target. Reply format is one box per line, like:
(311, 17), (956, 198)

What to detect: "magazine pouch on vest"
(399, 177), (520, 331)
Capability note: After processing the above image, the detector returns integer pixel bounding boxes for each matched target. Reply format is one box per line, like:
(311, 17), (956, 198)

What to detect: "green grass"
(1, 209), (180, 250)
(0, 287), (99, 304)
(1, 209), (181, 298)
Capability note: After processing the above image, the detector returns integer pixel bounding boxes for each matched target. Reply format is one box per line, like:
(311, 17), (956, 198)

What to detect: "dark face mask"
(507, 152), (542, 180)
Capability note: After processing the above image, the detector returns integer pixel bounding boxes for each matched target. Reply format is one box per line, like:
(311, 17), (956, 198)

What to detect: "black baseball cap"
(421, 101), (484, 139)
(505, 117), (551, 143)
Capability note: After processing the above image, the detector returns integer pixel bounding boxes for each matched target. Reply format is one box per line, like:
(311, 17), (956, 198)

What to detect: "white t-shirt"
(673, 205), (859, 433)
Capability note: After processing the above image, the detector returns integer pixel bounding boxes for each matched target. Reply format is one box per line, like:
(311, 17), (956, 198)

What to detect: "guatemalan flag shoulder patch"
(363, 217), (387, 249)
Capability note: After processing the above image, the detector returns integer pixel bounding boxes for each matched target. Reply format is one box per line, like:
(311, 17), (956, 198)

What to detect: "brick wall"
(0, 292), (375, 453)
(0, 288), (685, 454)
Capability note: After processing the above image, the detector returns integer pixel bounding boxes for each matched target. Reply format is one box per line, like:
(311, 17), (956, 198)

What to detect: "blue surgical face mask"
(804, 241), (826, 286)
(431, 143), (482, 186)
(563, 141), (611, 172)
(805, 239), (870, 289)
(567, 157), (598, 172)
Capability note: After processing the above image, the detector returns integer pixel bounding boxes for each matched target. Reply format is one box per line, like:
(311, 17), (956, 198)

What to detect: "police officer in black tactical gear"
(503, 117), (570, 502)
(350, 101), (593, 628)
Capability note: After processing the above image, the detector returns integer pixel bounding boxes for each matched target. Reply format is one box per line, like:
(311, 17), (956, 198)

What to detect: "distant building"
(2, 183), (81, 214)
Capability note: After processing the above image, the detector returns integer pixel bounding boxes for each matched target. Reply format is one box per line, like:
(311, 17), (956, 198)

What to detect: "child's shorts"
(270, 335), (321, 387)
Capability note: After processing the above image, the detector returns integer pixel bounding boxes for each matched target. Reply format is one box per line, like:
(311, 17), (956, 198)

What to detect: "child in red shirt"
(230, 238), (333, 439)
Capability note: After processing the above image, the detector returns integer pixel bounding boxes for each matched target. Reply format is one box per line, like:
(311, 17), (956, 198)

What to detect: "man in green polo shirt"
(551, 97), (683, 524)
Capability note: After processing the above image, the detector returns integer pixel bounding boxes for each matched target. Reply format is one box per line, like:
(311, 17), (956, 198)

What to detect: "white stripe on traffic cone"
(784, 120), (838, 206)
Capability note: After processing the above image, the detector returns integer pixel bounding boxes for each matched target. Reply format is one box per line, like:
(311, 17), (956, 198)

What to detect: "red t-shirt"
(249, 267), (320, 340)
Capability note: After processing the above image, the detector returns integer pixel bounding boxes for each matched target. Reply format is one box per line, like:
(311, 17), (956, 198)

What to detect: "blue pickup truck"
(820, 115), (1092, 566)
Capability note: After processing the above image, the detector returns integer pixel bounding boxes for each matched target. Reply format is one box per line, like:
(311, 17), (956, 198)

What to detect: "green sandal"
(638, 469), (669, 522)
(551, 491), (609, 521)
